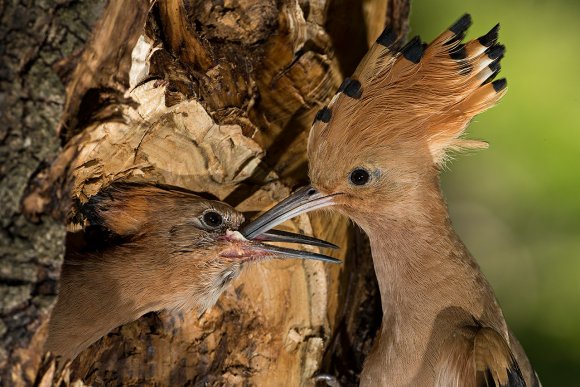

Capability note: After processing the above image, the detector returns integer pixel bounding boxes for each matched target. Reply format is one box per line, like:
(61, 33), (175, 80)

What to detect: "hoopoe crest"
(309, 14), (506, 197)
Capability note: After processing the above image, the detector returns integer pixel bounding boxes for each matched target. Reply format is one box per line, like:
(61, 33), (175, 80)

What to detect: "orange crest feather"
(309, 14), (507, 167)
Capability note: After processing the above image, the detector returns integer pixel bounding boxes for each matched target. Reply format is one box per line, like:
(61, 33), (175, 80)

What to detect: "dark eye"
(349, 168), (370, 186)
(202, 211), (223, 228)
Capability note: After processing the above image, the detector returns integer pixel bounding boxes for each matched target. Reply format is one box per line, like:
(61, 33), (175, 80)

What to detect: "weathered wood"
(9, 0), (409, 385)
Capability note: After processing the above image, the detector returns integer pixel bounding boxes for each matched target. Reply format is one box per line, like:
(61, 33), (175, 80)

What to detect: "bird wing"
(435, 324), (527, 387)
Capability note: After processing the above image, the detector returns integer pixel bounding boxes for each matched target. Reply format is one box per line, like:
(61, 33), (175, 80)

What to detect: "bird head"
(77, 182), (339, 314)
(241, 15), (507, 236)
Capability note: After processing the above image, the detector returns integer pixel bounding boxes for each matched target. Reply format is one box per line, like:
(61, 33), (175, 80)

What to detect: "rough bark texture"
(3, 0), (409, 385)
(0, 1), (106, 385)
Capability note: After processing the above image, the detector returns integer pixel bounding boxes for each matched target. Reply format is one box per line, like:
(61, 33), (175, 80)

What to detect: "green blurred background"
(411, 1), (580, 384)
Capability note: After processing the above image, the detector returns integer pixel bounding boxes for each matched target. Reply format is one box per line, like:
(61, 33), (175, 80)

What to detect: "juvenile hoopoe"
(46, 182), (338, 360)
(243, 14), (541, 386)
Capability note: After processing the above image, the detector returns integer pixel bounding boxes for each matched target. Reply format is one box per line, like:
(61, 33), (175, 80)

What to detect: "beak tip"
(327, 242), (339, 250)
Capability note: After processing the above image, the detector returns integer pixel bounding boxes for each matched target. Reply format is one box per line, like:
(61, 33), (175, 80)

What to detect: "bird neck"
(46, 247), (165, 360)
(361, 183), (503, 337)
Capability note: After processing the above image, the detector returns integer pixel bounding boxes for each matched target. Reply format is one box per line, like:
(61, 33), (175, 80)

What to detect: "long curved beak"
(240, 185), (338, 239)
(234, 185), (340, 264)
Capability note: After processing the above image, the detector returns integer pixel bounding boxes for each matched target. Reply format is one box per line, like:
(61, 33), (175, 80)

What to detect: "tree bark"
(2, 0), (409, 385)
(0, 1), (106, 385)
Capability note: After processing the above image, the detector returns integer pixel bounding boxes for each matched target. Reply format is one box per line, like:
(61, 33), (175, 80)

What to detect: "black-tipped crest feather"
(487, 45), (506, 60)
(338, 78), (362, 99)
(489, 60), (501, 73)
(450, 14), (473, 35)
(492, 78), (507, 92)
(450, 44), (467, 60)
(479, 24), (500, 47)
(376, 25), (398, 48)
(401, 36), (424, 64)
(315, 107), (332, 123)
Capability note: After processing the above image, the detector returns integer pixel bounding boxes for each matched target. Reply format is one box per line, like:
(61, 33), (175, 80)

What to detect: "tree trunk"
(2, 0), (409, 385)
(0, 1), (107, 385)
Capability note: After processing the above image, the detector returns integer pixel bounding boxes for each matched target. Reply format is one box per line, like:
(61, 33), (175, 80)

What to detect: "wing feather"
(435, 324), (526, 387)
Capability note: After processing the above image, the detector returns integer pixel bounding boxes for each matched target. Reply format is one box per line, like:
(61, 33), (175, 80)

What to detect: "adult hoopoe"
(242, 14), (541, 386)
(46, 182), (338, 360)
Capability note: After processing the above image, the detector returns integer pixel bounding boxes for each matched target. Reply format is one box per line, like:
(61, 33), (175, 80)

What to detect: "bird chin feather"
(194, 265), (243, 316)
